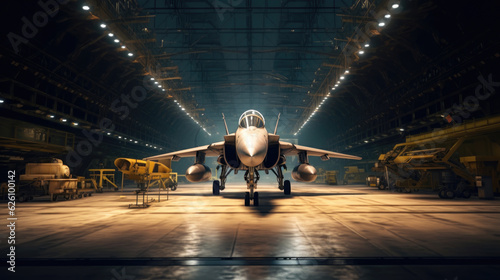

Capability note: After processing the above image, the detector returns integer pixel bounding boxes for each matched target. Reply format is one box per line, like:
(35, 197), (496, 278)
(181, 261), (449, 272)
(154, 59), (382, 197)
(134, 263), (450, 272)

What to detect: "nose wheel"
(244, 191), (259, 206)
(244, 167), (260, 206)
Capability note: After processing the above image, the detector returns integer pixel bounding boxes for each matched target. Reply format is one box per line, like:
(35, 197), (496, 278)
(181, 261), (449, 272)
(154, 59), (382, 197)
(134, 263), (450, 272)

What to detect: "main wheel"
(284, 180), (291, 195)
(171, 184), (177, 191)
(378, 184), (386, 190)
(254, 192), (259, 206)
(244, 192), (250, 206)
(212, 180), (220, 195)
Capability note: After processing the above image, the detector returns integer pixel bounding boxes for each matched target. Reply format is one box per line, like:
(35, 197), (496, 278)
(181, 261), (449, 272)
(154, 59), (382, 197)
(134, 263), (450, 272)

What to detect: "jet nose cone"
(237, 138), (267, 167)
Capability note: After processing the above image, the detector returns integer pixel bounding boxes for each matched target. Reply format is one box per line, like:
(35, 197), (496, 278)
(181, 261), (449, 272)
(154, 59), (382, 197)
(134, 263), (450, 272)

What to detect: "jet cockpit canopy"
(239, 110), (265, 128)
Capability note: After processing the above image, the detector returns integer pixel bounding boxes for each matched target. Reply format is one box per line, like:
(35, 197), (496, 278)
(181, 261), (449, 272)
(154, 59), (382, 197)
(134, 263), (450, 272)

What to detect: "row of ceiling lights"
(82, 5), (134, 58)
(43, 113), (161, 149)
(294, 4), (401, 136)
(83, 4), (211, 137)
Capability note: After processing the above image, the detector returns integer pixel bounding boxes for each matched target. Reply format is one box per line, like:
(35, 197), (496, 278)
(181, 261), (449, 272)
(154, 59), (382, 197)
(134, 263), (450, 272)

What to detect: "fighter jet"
(145, 110), (361, 206)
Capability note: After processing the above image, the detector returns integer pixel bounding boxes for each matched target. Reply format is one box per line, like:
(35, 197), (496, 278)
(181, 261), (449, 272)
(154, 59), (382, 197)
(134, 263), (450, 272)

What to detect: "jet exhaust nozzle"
(291, 164), (317, 182)
(186, 164), (212, 182)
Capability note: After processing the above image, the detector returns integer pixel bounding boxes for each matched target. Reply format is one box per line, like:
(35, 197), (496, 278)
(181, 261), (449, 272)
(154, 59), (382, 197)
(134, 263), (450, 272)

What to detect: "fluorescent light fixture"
(128, 53), (133, 56)
(114, 39), (119, 43)
(154, 81), (159, 84)
(399, 128), (405, 131)
(118, 136), (122, 139)
(107, 132), (111, 135)
(108, 33), (114, 37)
(150, 78), (155, 80)
(158, 85), (162, 88)
(48, 115), (55, 118)
(364, 140), (369, 143)
(340, 76), (345, 80)
(72, 122), (78, 126)
(100, 23), (106, 28)
(82, 5), (90, 10)
(364, 43), (370, 47)
(61, 118), (67, 122)
(392, 4), (399, 9)
(121, 45), (126, 49)
(359, 50), (365, 54)
(345, 70), (350, 74)
(162, 89), (166, 91)
(385, 14), (391, 18)
(134, 141), (138, 143)
(378, 22), (386, 27)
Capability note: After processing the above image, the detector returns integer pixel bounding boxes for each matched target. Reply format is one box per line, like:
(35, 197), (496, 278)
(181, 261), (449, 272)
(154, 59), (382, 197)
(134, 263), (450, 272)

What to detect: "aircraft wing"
(279, 141), (362, 160)
(144, 141), (224, 161)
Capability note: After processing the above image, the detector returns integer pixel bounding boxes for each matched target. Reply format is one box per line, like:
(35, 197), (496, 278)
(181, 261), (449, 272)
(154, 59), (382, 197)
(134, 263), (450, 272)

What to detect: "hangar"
(1, 0), (500, 279)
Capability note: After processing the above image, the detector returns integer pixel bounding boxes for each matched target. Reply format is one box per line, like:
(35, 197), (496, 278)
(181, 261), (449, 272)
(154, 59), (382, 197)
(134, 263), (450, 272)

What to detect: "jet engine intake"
(186, 164), (212, 182)
(291, 164), (317, 182)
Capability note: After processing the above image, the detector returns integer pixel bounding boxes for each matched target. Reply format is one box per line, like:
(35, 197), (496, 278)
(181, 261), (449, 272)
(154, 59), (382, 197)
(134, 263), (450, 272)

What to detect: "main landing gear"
(213, 164), (231, 195)
(271, 164), (291, 195)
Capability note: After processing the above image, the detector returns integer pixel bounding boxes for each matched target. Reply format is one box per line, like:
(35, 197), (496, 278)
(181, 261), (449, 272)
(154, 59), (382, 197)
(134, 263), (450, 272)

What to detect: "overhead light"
(378, 22), (386, 27)
(82, 5), (90, 11)
(154, 81), (159, 84)
(134, 141), (138, 143)
(158, 85), (162, 88)
(340, 76), (345, 80)
(0, 99), (4, 104)
(107, 132), (111, 135)
(162, 89), (166, 91)
(118, 136), (122, 139)
(114, 39), (119, 43)
(48, 115), (55, 118)
(121, 45), (126, 49)
(385, 14), (391, 18)
(108, 33), (114, 37)
(359, 50), (365, 54)
(128, 52), (133, 56)
(392, 3), (399, 9)
(399, 128), (405, 131)
(364, 140), (369, 143)
(146, 144), (149, 146)
(174, 100), (178, 103)
(364, 43), (370, 47)
(151, 78), (155, 80)
(345, 70), (350, 74)
(72, 122), (78, 126)
(181, 108), (185, 111)
(100, 23), (107, 28)
(334, 84), (338, 87)
(61, 118), (67, 122)
(129, 139), (133, 142)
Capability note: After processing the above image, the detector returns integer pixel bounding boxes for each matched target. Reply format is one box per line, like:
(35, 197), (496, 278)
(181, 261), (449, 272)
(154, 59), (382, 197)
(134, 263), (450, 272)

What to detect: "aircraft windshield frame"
(238, 110), (265, 128)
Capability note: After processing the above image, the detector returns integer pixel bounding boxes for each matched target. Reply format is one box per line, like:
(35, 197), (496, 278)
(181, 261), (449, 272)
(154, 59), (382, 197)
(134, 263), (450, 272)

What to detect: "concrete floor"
(2, 183), (500, 279)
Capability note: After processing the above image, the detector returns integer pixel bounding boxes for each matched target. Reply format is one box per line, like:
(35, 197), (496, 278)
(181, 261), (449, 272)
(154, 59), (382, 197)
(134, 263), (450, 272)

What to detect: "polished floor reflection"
(3, 183), (500, 279)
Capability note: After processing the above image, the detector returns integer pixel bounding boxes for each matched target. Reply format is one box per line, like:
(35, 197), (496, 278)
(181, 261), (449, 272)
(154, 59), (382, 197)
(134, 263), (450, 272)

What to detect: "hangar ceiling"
(0, 0), (499, 170)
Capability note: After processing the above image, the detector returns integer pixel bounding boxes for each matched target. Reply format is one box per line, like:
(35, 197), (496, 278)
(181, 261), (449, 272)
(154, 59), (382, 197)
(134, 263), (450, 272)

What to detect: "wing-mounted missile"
(186, 164), (212, 182)
(291, 163), (318, 182)
(114, 158), (171, 181)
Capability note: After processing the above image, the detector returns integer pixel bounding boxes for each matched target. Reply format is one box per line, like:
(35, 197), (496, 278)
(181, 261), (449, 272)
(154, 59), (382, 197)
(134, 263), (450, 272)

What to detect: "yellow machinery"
(114, 158), (177, 207)
(88, 169), (119, 192)
(343, 166), (366, 184)
(326, 171), (338, 185)
(374, 115), (500, 198)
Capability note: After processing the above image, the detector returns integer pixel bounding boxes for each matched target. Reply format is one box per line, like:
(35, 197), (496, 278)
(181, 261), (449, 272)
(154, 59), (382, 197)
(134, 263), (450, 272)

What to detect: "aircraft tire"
(254, 192), (259, 206)
(213, 181), (220, 195)
(244, 192), (250, 206)
(284, 180), (291, 195)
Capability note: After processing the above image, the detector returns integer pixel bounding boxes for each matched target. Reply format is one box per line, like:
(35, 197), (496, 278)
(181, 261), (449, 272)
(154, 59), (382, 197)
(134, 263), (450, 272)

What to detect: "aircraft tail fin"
(222, 113), (229, 135)
(274, 113), (281, 134)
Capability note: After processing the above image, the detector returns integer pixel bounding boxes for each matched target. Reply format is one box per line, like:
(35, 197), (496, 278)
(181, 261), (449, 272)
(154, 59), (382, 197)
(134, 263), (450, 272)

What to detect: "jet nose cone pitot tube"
(236, 131), (267, 167)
